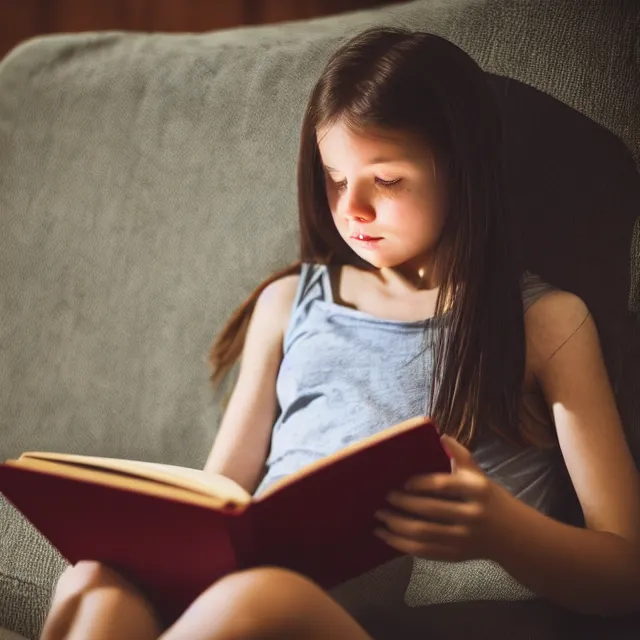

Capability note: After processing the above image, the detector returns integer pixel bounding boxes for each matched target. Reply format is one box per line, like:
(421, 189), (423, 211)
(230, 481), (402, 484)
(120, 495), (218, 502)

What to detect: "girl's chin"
(344, 238), (423, 269)
(350, 251), (402, 270)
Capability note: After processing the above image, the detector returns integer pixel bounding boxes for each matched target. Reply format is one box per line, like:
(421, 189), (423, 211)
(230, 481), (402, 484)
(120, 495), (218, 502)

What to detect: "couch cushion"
(0, 628), (29, 640)
(0, 0), (637, 466)
(0, 497), (66, 638)
(0, 0), (638, 637)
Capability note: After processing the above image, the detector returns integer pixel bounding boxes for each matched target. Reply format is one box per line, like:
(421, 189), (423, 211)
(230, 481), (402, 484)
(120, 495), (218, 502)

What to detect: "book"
(0, 416), (450, 625)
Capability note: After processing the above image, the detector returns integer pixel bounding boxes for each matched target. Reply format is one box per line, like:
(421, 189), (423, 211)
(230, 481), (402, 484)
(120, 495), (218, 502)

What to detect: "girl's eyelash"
(375, 178), (401, 187)
(332, 178), (401, 191)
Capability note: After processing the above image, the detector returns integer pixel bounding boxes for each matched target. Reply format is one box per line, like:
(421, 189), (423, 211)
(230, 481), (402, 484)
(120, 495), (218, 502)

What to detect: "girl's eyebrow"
(324, 158), (403, 172)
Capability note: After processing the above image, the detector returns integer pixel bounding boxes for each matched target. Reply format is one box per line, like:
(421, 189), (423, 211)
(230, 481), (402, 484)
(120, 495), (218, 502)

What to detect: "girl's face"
(317, 121), (445, 276)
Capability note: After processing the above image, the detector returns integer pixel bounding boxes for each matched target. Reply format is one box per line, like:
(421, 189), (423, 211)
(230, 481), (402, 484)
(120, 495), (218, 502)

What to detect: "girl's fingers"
(373, 526), (461, 561)
(403, 469), (490, 501)
(374, 509), (470, 545)
(384, 493), (483, 524)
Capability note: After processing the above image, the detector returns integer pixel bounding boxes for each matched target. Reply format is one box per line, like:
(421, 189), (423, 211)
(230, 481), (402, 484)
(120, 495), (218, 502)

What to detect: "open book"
(0, 416), (449, 625)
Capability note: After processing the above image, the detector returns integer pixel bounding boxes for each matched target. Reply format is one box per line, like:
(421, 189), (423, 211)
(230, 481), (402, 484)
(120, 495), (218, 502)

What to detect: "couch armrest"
(0, 496), (67, 640)
(0, 628), (29, 640)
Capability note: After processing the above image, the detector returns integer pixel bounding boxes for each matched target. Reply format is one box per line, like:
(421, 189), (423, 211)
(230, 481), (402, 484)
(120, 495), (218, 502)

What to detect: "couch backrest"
(0, 0), (638, 469)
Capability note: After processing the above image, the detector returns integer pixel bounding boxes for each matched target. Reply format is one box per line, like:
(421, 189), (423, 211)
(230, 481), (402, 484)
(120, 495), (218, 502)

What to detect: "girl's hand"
(373, 434), (507, 562)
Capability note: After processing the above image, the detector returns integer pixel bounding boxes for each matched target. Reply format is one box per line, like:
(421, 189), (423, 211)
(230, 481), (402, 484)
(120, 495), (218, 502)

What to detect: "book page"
(5, 457), (249, 511)
(18, 452), (251, 507)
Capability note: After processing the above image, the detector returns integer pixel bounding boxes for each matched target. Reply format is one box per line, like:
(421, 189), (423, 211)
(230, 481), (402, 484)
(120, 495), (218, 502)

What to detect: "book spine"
(228, 505), (256, 570)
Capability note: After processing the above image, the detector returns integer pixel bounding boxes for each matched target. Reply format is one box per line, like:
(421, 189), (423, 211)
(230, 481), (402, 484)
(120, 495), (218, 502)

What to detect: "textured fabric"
(405, 556), (536, 606)
(0, 0), (638, 637)
(0, 511), (65, 639)
(0, 629), (28, 640)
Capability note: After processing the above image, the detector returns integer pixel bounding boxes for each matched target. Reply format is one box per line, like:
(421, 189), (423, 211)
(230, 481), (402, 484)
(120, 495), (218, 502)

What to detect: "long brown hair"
(210, 28), (543, 448)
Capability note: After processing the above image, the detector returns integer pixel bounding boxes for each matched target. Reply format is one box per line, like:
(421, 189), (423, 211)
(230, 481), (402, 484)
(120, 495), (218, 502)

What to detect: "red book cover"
(0, 417), (450, 625)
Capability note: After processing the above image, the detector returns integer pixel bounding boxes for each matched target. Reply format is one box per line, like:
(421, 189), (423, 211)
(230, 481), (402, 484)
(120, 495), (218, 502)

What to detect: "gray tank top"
(255, 263), (563, 515)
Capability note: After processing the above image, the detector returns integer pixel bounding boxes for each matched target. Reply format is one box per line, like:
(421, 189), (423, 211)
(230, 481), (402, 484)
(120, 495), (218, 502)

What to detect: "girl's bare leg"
(161, 566), (373, 640)
(41, 562), (373, 640)
(40, 561), (162, 640)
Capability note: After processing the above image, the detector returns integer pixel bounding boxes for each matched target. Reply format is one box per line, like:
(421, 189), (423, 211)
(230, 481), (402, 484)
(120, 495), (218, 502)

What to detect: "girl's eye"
(375, 178), (402, 188)
(331, 178), (401, 193)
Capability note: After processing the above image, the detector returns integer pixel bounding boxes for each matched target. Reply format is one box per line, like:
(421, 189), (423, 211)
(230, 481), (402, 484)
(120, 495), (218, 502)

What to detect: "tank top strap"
(293, 263), (332, 307)
(522, 270), (557, 313)
(294, 266), (553, 315)
(283, 263), (332, 353)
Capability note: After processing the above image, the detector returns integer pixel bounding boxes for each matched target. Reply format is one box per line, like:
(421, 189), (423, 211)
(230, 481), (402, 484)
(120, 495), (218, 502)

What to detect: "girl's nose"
(342, 190), (375, 223)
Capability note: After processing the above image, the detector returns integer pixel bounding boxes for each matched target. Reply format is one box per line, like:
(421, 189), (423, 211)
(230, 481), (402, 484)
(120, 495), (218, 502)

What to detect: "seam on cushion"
(0, 570), (43, 590)
(0, 572), (52, 640)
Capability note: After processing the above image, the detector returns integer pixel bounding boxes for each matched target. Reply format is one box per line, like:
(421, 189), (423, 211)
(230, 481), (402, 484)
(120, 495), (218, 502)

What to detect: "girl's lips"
(350, 234), (383, 248)
(350, 234), (382, 241)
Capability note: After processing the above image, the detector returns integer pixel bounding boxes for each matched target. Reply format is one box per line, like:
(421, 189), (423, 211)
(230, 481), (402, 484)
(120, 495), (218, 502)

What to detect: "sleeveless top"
(253, 263), (567, 611)
(255, 263), (562, 508)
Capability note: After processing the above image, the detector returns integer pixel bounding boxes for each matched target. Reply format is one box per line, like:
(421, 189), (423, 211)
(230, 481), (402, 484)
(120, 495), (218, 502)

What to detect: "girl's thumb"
(440, 434), (474, 471)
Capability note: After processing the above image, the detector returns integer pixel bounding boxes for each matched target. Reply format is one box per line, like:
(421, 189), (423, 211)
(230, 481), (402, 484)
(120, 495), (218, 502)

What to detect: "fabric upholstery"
(0, 0), (638, 637)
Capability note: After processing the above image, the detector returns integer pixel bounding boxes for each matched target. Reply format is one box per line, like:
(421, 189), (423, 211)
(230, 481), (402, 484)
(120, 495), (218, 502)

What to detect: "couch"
(1, 0), (639, 638)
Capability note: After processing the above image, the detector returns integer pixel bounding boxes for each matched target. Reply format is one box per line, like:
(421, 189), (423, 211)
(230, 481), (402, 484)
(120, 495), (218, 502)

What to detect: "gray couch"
(1, 0), (639, 638)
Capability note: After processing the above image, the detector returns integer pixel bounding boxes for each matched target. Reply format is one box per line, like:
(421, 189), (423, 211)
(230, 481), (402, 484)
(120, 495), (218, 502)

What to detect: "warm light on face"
(317, 121), (445, 275)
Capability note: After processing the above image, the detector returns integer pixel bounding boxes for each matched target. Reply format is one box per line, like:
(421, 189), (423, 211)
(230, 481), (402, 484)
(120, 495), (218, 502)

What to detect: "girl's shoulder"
(521, 271), (557, 313)
(261, 273), (300, 304)
(258, 273), (301, 330)
(259, 262), (330, 331)
(523, 277), (590, 370)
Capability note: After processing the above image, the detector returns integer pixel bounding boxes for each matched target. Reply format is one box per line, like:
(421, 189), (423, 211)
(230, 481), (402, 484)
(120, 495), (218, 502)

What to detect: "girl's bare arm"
(203, 275), (299, 494)
(488, 291), (640, 615)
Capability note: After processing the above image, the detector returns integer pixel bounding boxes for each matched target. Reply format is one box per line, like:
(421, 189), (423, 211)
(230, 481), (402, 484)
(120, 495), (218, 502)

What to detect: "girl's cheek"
(326, 191), (340, 211)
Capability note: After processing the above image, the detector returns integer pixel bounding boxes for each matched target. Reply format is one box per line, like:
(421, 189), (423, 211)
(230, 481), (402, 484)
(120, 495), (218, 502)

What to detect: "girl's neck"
(378, 263), (439, 294)
(331, 264), (441, 322)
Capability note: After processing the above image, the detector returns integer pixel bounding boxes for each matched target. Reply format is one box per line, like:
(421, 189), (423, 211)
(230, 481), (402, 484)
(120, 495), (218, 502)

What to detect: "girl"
(41, 27), (640, 640)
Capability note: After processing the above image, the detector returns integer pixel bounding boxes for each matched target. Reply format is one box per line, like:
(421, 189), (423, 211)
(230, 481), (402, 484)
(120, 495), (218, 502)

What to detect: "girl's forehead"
(317, 121), (431, 163)
(318, 121), (407, 146)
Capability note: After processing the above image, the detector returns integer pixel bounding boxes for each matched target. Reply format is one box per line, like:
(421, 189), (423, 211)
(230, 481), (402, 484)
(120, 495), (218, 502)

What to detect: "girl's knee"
(213, 568), (359, 638)
(55, 561), (128, 599)
(215, 567), (327, 625)
(162, 567), (318, 639)
(220, 566), (318, 601)
(55, 561), (102, 596)
(164, 568), (358, 640)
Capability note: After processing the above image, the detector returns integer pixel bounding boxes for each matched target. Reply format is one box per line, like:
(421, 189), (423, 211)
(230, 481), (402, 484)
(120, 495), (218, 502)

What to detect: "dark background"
(0, 0), (407, 60)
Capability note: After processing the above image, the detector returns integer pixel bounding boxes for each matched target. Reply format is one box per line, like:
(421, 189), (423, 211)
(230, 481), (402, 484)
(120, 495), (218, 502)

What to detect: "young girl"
(41, 27), (640, 640)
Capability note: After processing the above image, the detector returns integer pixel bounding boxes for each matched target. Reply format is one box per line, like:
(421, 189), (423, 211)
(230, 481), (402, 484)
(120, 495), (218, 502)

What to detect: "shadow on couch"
(494, 72), (640, 470)
(359, 74), (640, 639)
